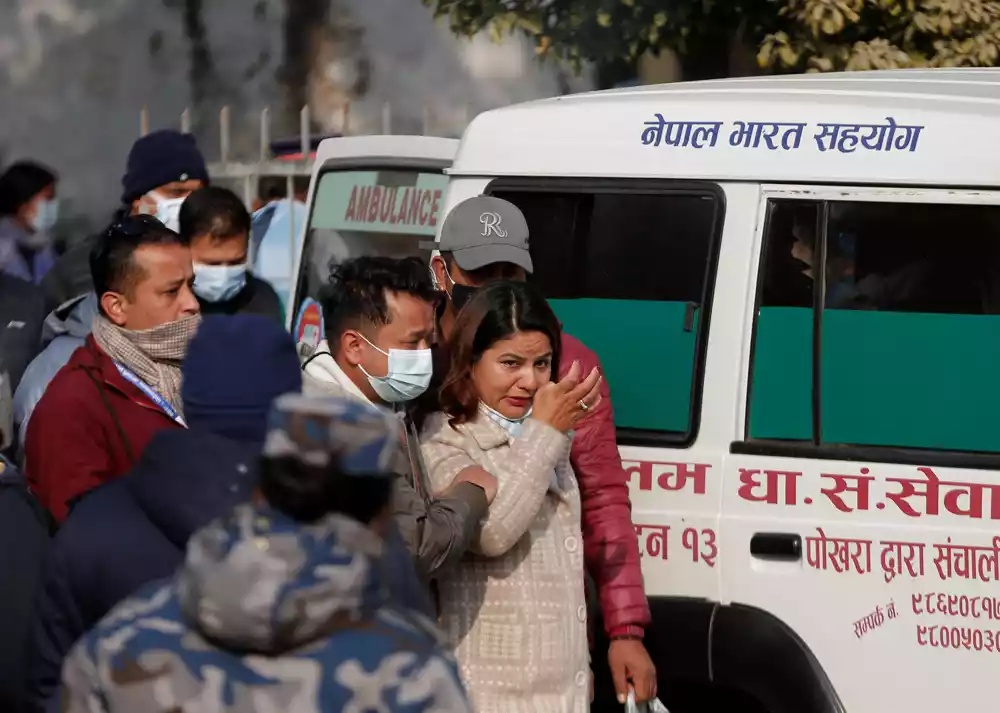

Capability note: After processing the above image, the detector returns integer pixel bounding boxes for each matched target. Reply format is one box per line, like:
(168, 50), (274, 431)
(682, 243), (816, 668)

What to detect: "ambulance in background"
(295, 69), (1000, 713)
(432, 69), (1000, 713)
(287, 135), (456, 355)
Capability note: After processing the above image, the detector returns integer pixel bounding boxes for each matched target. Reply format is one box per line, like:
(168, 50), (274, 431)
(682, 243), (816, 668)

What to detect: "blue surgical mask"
(29, 198), (59, 234)
(479, 402), (531, 437)
(357, 335), (433, 403)
(193, 262), (247, 303)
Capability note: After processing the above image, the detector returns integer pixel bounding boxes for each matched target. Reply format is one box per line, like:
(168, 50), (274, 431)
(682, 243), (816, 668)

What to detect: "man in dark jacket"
(179, 186), (283, 322)
(0, 272), (46, 397)
(40, 130), (208, 312)
(0, 373), (49, 713)
(25, 314), (300, 710)
(426, 196), (656, 703)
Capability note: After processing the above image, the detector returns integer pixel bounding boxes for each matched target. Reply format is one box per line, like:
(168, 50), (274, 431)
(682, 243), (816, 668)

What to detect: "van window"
(492, 185), (722, 440)
(749, 197), (1000, 453)
(292, 168), (448, 320)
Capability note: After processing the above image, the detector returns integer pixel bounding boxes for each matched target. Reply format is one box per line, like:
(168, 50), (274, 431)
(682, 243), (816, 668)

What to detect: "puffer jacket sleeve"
(421, 413), (569, 558)
(561, 333), (651, 638)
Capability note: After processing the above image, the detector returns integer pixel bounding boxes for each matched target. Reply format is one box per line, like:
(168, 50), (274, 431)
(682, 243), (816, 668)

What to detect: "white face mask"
(144, 191), (186, 232)
(357, 334), (433, 403)
(28, 198), (59, 234)
(193, 262), (248, 303)
(479, 402), (532, 437)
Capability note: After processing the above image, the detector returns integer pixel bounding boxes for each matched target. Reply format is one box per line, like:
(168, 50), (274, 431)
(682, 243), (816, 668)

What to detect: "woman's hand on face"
(531, 360), (602, 434)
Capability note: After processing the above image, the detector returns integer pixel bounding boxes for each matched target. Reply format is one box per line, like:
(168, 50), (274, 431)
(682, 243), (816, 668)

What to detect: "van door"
(725, 185), (1000, 713)
(288, 136), (458, 352)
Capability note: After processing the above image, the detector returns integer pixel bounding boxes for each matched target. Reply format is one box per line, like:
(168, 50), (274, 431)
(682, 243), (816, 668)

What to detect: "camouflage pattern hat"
(263, 393), (406, 476)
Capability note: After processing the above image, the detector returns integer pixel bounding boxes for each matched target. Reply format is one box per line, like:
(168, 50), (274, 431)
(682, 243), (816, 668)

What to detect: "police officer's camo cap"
(426, 195), (533, 274)
(263, 393), (406, 476)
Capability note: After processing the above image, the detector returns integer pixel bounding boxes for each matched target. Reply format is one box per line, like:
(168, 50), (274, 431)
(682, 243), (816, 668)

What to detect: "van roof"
(315, 135), (458, 170)
(451, 69), (1000, 188)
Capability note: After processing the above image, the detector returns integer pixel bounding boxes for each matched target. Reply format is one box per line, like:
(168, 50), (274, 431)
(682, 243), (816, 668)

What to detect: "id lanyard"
(114, 362), (186, 426)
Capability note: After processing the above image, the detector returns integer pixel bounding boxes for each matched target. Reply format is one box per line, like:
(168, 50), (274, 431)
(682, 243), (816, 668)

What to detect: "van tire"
(589, 598), (842, 713)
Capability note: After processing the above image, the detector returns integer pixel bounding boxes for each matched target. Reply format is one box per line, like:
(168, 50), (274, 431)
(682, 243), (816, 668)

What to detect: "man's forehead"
(160, 178), (204, 192)
(132, 243), (192, 276)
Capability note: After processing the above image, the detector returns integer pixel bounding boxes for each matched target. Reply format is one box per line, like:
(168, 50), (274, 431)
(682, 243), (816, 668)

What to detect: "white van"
(294, 70), (1000, 713)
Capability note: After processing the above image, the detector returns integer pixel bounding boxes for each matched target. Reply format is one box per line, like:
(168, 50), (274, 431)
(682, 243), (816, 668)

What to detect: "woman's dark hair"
(439, 280), (562, 426)
(259, 455), (391, 525)
(178, 186), (251, 243)
(0, 160), (57, 216)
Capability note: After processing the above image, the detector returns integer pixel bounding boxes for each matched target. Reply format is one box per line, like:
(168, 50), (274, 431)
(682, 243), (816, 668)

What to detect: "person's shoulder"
(314, 605), (465, 681)
(87, 578), (180, 643)
(33, 342), (99, 407)
(560, 331), (601, 368)
(70, 579), (184, 681)
(248, 275), (282, 306)
(419, 411), (462, 442)
(56, 478), (133, 538)
(0, 272), (45, 316)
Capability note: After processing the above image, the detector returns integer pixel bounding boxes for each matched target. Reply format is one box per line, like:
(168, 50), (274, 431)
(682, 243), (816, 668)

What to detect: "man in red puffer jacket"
(423, 195), (656, 705)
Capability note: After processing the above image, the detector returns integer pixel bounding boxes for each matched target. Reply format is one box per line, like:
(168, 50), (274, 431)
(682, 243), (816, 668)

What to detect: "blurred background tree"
(424, 0), (1000, 82)
(760, 0), (1000, 71)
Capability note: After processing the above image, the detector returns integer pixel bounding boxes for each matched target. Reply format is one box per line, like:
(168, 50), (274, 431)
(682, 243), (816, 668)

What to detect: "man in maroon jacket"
(425, 195), (656, 703)
(26, 216), (200, 522)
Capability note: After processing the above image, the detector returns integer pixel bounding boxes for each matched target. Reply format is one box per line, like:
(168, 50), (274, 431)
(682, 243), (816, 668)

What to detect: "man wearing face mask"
(0, 160), (59, 285)
(302, 256), (497, 585)
(25, 216), (201, 523)
(40, 131), (208, 313)
(425, 196), (658, 706)
(179, 187), (283, 322)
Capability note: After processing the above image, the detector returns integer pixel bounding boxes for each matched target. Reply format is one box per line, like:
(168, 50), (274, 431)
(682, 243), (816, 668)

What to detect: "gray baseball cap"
(426, 196), (533, 273)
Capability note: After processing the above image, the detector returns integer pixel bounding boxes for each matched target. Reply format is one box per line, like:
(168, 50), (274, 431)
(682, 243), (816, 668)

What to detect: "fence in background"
(136, 102), (472, 294)
(137, 102), (472, 207)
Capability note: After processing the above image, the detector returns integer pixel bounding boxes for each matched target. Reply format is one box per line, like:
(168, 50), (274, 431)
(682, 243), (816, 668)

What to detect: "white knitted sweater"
(420, 412), (590, 713)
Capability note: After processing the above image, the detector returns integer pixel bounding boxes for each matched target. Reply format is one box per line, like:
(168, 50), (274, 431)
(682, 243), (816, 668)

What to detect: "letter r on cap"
(480, 212), (508, 238)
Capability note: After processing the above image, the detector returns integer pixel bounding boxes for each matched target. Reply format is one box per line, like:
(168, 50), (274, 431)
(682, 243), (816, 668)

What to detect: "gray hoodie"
(13, 292), (98, 450)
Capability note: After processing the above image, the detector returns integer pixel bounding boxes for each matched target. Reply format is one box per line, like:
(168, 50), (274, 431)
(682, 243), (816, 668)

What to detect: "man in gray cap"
(427, 195), (532, 335)
(426, 195), (658, 706)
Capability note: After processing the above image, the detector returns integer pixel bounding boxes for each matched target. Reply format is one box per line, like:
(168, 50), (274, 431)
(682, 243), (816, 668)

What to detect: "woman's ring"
(578, 399), (590, 412)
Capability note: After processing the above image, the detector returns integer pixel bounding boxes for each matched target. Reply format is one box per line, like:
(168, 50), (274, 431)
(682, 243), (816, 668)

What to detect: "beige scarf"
(92, 313), (201, 419)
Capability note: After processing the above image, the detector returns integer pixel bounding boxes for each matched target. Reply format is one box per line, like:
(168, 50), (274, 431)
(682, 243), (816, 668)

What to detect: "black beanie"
(0, 161), (57, 216)
(120, 130), (209, 204)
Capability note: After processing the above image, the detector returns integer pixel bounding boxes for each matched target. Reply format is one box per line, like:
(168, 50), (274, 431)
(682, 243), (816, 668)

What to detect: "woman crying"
(420, 280), (603, 713)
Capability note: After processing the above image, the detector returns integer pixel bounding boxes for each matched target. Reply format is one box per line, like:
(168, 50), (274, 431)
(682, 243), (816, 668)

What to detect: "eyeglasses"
(106, 214), (165, 240)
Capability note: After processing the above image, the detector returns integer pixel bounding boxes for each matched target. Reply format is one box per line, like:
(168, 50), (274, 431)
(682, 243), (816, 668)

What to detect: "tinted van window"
(493, 184), (722, 441)
(750, 198), (1000, 453)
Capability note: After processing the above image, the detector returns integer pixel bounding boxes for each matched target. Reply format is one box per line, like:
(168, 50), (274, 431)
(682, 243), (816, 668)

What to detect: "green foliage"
(759, 0), (1000, 72)
(424, 0), (1000, 77)
(422, 0), (775, 73)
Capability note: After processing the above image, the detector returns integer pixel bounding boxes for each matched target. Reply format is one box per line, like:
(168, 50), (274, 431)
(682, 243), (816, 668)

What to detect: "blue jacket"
(58, 503), (471, 713)
(13, 292), (98, 451)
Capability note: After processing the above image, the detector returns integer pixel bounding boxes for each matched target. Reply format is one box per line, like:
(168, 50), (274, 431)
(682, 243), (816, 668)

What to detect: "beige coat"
(420, 411), (590, 713)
